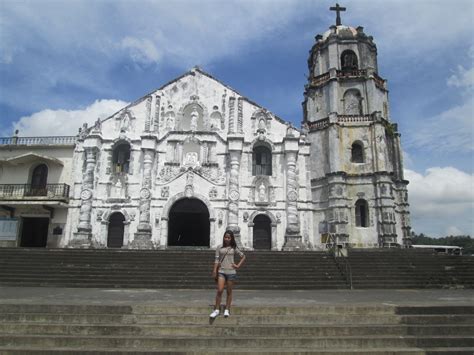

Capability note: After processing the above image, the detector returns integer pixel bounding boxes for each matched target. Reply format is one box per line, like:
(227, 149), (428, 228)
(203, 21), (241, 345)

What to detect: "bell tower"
(304, 4), (411, 248)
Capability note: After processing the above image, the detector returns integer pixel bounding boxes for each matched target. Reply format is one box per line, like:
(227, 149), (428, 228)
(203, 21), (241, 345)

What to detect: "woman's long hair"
(222, 230), (237, 249)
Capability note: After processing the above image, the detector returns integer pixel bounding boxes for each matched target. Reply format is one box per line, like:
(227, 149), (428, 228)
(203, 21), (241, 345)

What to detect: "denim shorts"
(218, 272), (238, 281)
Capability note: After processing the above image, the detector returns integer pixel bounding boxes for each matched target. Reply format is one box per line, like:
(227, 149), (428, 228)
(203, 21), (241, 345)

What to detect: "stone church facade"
(0, 18), (411, 251)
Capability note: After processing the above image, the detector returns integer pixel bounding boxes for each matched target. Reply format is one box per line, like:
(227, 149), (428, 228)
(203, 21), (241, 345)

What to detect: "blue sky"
(0, 0), (472, 237)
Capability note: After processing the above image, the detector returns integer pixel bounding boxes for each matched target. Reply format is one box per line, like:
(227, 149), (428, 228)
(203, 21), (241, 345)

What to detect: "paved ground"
(0, 287), (473, 307)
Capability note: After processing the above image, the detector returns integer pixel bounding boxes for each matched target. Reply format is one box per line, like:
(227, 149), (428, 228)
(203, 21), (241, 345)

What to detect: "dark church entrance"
(253, 214), (272, 250)
(168, 198), (210, 247)
(107, 212), (125, 248)
(20, 217), (49, 247)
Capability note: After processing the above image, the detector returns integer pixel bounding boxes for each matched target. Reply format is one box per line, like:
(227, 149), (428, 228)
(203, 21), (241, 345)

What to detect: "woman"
(210, 230), (246, 318)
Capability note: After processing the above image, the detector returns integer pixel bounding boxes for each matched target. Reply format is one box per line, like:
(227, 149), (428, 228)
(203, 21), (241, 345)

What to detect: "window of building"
(341, 50), (358, 71)
(355, 199), (369, 227)
(252, 145), (272, 176)
(112, 143), (131, 174)
(351, 142), (364, 163)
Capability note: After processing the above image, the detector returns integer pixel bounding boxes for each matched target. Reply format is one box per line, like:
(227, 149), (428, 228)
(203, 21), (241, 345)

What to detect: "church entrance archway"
(107, 212), (125, 248)
(168, 198), (210, 247)
(253, 214), (272, 250)
(20, 217), (49, 247)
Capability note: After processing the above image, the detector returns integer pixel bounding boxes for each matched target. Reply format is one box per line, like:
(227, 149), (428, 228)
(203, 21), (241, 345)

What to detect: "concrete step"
(4, 347), (473, 354)
(1, 323), (473, 337)
(1, 334), (473, 349)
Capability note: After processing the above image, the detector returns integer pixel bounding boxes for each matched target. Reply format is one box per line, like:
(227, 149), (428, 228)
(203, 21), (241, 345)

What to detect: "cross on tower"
(330, 3), (346, 26)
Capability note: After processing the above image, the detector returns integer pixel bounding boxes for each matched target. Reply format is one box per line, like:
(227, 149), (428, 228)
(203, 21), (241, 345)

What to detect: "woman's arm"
(232, 255), (246, 269)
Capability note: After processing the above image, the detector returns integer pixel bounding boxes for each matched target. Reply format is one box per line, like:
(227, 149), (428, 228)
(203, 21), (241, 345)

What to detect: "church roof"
(322, 25), (358, 40)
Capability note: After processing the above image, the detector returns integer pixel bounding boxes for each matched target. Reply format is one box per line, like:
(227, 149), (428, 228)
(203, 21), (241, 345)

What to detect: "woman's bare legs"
(225, 280), (234, 310)
(214, 276), (226, 310)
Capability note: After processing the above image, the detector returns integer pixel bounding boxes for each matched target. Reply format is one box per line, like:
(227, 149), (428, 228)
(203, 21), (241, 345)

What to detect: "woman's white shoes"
(209, 309), (230, 318)
(209, 309), (220, 318)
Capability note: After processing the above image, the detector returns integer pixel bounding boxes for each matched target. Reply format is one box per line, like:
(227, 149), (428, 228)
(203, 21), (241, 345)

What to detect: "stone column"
(131, 136), (157, 249)
(282, 135), (306, 250)
(226, 136), (243, 246)
(71, 139), (100, 248)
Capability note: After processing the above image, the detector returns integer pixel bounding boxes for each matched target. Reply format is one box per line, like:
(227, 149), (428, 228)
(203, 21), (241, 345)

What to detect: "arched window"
(355, 199), (369, 227)
(252, 146), (272, 176)
(112, 143), (131, 174)
(341, 50), (358, 71)
(351, 142), (364, 163)
(30, 164), (48, 196)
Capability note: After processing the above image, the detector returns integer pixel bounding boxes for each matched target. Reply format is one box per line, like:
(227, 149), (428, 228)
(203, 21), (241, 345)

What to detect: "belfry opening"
(168, 198), (210, 247)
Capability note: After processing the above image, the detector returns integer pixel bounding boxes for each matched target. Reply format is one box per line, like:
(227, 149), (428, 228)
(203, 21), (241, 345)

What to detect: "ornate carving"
(157, 165), (181, 182)
(140, 188), (151, 199)
(161, 186), (169, 198)
(200, 166), (226, 184)
(243, 211), (249, 222)
(80, 189), (92, 201)
(229, 189), (240, 201)
(209, 187), (218, 199)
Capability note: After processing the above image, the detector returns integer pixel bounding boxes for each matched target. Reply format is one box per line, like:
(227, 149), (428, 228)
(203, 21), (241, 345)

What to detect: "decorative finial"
(330, 3), (346, 26)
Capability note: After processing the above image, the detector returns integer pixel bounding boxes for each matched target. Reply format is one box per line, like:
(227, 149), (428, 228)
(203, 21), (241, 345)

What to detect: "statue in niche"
(166, 113), (175, 130)
(258, 118), (266, 131)
(121, 114), (130, 132)
(190, 108), (198, 131)
(184, 152), (199, 167)
(111, 179), (123, 198)
(258, 182), (266, 202)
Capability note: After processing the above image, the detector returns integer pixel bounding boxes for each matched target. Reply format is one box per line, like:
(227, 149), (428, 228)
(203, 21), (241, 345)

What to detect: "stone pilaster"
(145, 95), (152, 132)
(154, 95), (161, 133)
(374, 174), (398, 247)
(282, 135), (306, 250)
(237, 97), (243, 133)
(227, 136), (243, 246)
(131, 136), (157, 249)
(71, 137), (100, 248)
(228, 97), (235, 134)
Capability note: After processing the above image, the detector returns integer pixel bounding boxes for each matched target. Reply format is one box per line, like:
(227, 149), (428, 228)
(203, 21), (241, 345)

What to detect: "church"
(0, 7), (411, 251)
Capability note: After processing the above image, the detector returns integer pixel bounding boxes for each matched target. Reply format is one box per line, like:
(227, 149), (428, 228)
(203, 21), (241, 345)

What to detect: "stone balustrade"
(337, 114), (374, 123)
(0, 136), (76, 146)
(0, 183), (70, 201)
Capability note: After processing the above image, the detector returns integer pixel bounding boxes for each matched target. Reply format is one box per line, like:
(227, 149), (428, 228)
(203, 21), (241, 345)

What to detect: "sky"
(0, 0), (473, 237)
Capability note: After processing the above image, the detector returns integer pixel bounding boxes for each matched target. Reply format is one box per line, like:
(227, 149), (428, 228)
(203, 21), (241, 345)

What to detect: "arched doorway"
(30, 164), (48, 196)
(253, 214), (272, 250)
(107, 212), (125, 248)
(168, 198), (210, 247)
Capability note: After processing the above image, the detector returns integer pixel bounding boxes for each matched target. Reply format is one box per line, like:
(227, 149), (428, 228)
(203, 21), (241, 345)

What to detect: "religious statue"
(190, 108), (198, 131)
(258, 182), (266, 202)
(166, 113), (175, 130)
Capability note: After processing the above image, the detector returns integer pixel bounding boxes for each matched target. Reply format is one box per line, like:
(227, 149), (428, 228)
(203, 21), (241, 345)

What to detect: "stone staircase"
(347, 249), (474, 289)
(0, 303), (472, 353)
(0, 248), (347, 289)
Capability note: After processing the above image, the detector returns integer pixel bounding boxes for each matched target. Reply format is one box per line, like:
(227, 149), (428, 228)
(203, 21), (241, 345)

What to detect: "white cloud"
(349, 0), (474, 56)
(9, 99), (128, 137)
(120, 37), (162, 65)
(405, 167), (474, 237)
(405, 46), (474, 154)
(445, 226), (463, 236)
(447, 66), (474, 89)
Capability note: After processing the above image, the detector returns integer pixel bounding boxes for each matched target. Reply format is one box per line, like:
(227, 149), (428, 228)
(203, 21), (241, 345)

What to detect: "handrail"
(0, 136), (76, 146)
(327, 234), (353, 289)
(0, 183), (70, 199)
